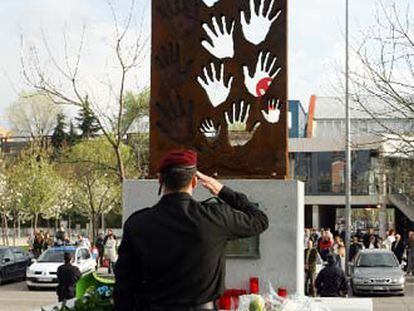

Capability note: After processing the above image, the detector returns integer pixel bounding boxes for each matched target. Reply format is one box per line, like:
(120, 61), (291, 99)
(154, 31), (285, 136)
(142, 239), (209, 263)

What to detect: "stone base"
(123, 179), (304, 295)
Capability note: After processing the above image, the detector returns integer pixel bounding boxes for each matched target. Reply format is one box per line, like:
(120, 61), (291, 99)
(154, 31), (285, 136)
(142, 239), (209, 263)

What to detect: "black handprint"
(155, 42), (193, 89)
(156, 95), (194, 144)
(157, 0), (199, 38)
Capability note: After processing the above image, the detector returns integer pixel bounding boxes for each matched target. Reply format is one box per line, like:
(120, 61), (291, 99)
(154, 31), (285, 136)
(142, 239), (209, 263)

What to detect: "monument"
(124, 0), (304, 295)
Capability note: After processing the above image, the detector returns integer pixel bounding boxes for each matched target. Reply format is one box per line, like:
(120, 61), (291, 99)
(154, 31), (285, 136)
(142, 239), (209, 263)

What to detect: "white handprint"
(201, 16), (235, 59)
(197, 62), (233, 108)
(200, 119), (221, 141)
(225, 101), (261, 146)
(243, 51), (281, 98)
(261, 99), (281, 123)
(241, 0), (282, 45)
(201, 0), (221, 7)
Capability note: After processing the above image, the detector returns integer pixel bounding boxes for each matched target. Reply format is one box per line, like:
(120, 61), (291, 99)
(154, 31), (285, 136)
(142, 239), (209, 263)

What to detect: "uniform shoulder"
(124, 207), (152, 225)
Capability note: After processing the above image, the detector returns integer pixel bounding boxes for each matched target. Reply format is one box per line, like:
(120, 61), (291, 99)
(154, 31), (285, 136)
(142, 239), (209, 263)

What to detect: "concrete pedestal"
(123, 179), (304, 295)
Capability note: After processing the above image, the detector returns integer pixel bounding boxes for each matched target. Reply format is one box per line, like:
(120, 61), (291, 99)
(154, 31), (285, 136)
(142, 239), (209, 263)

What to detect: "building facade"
(288, 96), (414, 238)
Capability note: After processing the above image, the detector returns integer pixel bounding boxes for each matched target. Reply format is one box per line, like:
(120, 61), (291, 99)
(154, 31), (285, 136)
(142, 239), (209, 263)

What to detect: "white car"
(26, 246), (96, 290)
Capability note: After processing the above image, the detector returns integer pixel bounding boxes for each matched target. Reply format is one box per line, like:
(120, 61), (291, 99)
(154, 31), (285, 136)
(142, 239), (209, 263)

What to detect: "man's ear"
(192, 174), (198, 189)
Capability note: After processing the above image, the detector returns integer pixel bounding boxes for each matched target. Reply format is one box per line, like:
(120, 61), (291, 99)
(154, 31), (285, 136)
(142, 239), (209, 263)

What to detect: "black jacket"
(349, 242), (363, 262)
(315, 264), (348, 297)
(56, 263), (81, 301)
(114, 186), (269, 311)
(392, 240), (405, 263)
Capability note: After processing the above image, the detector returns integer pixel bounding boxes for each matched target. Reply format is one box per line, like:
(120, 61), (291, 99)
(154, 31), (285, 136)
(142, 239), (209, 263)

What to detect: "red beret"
(158, 149), (198, 173)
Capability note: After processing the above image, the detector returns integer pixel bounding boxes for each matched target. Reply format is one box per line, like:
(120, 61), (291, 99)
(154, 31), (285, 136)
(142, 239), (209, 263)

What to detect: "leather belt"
(146, 301), (216, 311)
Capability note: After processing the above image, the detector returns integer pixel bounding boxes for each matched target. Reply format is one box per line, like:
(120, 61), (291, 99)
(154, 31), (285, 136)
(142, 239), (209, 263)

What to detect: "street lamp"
(344, 0), (352, 276)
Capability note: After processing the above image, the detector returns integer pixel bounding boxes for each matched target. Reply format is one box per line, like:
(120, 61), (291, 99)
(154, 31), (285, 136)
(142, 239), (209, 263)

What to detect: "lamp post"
(344, 0), (352, 276)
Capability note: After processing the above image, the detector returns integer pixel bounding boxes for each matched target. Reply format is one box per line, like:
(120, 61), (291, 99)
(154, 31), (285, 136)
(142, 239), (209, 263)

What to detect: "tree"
(21, 0), (148, 182)
(51, 113), (68, 152)
(62, 137), (133, 238)
(347, 0), (414, 197)
(9, 151), (60, 230)
(75, 100), (100, 139)
(67, 121), (78, 146)
(7, 92), (61, 143)
(348, 1), (414, 157)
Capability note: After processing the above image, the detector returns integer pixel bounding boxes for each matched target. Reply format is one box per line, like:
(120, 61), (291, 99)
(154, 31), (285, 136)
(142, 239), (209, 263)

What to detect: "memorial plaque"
(150, 0), (288, 178)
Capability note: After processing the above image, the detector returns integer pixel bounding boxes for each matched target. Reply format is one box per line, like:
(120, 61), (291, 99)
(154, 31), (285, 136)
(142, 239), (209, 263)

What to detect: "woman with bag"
(104, 229), (117, 274)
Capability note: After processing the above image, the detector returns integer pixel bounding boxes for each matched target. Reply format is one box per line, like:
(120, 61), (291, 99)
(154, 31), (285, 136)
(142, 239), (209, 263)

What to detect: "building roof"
(313, 96), (407, 120)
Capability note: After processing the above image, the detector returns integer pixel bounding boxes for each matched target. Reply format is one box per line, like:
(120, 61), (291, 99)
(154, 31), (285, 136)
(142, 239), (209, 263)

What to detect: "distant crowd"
(304, 227), (414, 296)
(27, 227), (119, 274)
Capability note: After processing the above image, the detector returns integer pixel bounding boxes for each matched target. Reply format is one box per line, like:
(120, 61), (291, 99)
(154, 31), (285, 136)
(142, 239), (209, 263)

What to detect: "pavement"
(0, 275), (413, 310)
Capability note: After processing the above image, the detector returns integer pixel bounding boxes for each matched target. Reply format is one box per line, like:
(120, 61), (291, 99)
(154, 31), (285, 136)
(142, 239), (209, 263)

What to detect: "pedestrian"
(392, 234), (405, 264)
(56, 252), (81, 303)
(315, 254), (348, 297)
(104, 229), (117, 274)
(304, 240), (318, 297)
(114, 150), (269, 311)
(406, 231), (414, 275)
(349, 236), (363, 262)
(318, 232), (333, 261)
(55, 226), (66, 245)
(33, 232), (44, 258)
(367, 234), (379, 249)
(304, 228), (311, 249)
(43, 232), (54, 251)
(384, 229), (396, 250)
(336, 245), (346, 272)
(363, 228), (376, 249)
(76, 234), (91, 248)
(95, 233), (105, 267)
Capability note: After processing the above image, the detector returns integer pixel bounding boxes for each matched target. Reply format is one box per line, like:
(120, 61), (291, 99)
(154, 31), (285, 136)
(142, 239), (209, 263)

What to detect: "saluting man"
(114, 150), (269, 311)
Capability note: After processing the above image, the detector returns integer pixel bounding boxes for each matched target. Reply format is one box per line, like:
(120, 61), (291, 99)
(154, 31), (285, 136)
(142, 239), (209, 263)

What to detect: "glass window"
(81, 249), (91, 260)
(13, 249), (25, 261)
(38, 249), (75, 263)
(2, 249), (14, 261)
(357, 252), (398, 268)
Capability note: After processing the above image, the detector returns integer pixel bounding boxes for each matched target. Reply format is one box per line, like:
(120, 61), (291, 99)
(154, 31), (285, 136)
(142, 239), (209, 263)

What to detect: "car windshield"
(357, 252), (398, 267)
(37, 248), (75, 263)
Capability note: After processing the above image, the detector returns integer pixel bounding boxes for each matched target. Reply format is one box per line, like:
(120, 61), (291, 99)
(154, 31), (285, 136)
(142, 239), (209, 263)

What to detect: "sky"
(0, 0), (405, 129)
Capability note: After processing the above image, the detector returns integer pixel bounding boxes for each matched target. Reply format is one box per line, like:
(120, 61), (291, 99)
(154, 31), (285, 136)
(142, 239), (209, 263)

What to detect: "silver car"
(351, 249), (405, 296)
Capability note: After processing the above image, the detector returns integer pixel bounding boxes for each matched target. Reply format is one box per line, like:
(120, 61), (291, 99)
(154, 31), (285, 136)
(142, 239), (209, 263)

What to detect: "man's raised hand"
(197, 171), (223, 196)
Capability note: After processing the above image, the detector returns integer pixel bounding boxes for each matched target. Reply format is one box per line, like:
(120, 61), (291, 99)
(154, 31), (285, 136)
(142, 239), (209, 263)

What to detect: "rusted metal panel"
(150, 0), (288, 178)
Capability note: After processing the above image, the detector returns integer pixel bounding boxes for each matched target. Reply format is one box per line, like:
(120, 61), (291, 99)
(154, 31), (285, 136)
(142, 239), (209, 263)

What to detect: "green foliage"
(121, 88), (150, 136)
(45, 286), (114, 311)
(76, 101), (100, 139)
(8, 150), (63, 228)
(51, 113), (68, 152)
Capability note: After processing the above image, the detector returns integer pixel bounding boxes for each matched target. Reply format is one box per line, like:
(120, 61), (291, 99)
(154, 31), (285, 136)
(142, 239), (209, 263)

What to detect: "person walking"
(317, 233), (333, 261)
(43, 232), (54, 251)
(392, 234), (405, 264)
(349, 236), (363, 262)
(56, 252), (81, 303)
(315, 254), (348, 297)
(406, 231), (414, 275)
(95, 233), (105, 267)
(32, 232), (44, 258)
(104, 229), (117, 274)
(114, 150), (269, 311)
(304, 240), (318, 297)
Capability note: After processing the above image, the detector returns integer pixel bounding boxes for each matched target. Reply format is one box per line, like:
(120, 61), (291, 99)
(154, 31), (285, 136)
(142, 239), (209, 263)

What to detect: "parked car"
(351, 249), (405, 296)
(0, 246), (32, 285)
(26, 245), (96, 290)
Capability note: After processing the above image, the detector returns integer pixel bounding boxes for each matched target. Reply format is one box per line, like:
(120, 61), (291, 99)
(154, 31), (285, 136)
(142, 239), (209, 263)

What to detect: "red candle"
(250, 277), (259, 294)
(277, 287), (287, 298)
(219, 291), (232, 310)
